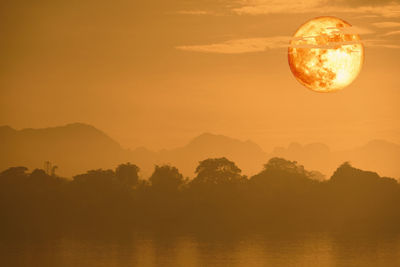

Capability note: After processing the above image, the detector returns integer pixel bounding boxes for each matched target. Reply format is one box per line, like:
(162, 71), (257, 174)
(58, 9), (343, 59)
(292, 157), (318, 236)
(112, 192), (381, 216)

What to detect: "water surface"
(1, 232), (400, 267)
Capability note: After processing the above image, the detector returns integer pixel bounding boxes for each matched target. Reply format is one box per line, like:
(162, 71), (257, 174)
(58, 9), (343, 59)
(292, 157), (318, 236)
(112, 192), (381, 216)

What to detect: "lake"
(1, 232), (400, 267)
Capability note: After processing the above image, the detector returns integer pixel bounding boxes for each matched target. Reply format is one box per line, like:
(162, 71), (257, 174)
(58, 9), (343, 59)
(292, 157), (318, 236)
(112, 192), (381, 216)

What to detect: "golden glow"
(288, 17), (364, 92)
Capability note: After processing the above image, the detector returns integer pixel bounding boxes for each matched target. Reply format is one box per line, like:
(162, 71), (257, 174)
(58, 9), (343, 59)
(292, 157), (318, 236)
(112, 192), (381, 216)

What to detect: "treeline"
(1, 157), (400, 236)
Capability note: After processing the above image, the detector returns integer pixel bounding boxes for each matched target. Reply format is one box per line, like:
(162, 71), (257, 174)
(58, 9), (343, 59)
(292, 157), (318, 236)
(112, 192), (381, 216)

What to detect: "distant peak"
(19, 122), (97, 132)
(185, 132), (265, 153)
(14, 123), (119, 145)
(304, 142), (330, 151)
(288, 142), (302, 150)
(0, 125), (16, 134)
(0, 125), (15, 131)
(191, 133), (259, 146)
(195, 132), (220, 138)
(366, 139), (396, 146)
(63, 122), (97, 129)
(189, 133), (240, 144)
(362, 139), (400, 150)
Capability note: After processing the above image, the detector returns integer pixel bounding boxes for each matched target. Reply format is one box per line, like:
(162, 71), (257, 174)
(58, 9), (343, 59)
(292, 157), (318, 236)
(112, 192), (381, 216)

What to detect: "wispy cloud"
(176, 36), (290, 54)
(176, 0), (400, 17)
(232, 0), (323, 15)
(327, 26), (374, 35)
(176, 1), (400, 53)
(177, 32), (400, 54)
(362, 4), (400, 18)
(372, 22), (400, 28)
(232, 1), (400, 17)
(289, 40), (362, 50)
(379, 44), (400, 48)
(177, 10), (215, 16)
(363, 39), (400, 48)
(177, 25), (376, 54)
(382, 30), (400, 36)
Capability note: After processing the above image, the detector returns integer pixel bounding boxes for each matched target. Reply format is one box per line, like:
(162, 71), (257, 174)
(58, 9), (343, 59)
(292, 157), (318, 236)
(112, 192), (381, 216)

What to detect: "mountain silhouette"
(0, 125), (268, 177)
(157, 133), (268, 177)
(0, 123), (129, 177)
(271, 140), (400, 179)
(345, 139), (400, 179)
(1, 123), (399, 179)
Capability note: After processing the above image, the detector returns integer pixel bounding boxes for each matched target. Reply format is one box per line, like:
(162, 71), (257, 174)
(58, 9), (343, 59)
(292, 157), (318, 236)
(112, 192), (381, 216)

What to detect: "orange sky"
(1, 0), (400, 151)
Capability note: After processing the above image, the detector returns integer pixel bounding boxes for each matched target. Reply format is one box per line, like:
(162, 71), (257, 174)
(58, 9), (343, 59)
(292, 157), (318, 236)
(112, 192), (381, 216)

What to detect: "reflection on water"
(1, 232), (400, 267)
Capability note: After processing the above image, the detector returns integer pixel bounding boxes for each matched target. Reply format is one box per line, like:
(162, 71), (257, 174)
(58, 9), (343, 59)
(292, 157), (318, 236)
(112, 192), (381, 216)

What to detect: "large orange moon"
(288, 16), (364, 92)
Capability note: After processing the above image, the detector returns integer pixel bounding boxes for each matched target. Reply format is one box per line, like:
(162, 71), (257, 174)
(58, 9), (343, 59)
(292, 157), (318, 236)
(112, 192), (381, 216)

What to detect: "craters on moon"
(288, 16), (364, 93)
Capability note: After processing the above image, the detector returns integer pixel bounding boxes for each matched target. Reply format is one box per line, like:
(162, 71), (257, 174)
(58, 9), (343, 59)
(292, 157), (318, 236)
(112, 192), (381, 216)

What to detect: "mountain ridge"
(1, 123), (399, 179)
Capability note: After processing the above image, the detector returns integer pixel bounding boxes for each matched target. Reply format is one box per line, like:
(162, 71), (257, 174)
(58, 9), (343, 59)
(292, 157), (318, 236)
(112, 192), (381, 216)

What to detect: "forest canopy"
(1, 157), (399, 237)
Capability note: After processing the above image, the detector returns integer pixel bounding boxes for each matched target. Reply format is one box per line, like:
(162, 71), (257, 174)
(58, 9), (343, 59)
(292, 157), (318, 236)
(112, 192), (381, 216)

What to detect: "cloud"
(373, 22), (400, 28)
(232, 0), (400, 17)
(327, 26), (374, 35)
(232, 0), (324, 15)
(382, 30), (400, 36)
(289, 40), (363, 49)
(335, 0), (400, 6)
(177, 10), (215, 15)
(177, 33), (400, 54)
(176, 36), (290, 54)
(379, 44), (400, 48)
(354, 14), (380, 18)
(175, 0), (400, 18)
(363, 39), (400, 48)
(359, 4), (400, 18)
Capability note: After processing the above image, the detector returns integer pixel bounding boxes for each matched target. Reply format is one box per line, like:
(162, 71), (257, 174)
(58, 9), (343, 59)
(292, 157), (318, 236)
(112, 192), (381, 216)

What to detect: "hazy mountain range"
(1, 123), (399, 179)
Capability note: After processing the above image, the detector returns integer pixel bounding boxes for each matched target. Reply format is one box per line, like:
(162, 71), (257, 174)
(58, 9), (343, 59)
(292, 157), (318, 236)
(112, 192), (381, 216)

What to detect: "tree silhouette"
(149, 165), (185, 192)
(73, 169), (116, 185)
(0, 166), (28, 179)
(325, 161), (400, 229)
(30, 168), (48, 180)
(191, 157), (245, 186)
(0, 157), (400, 236)
(115, 162), (140, 187)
